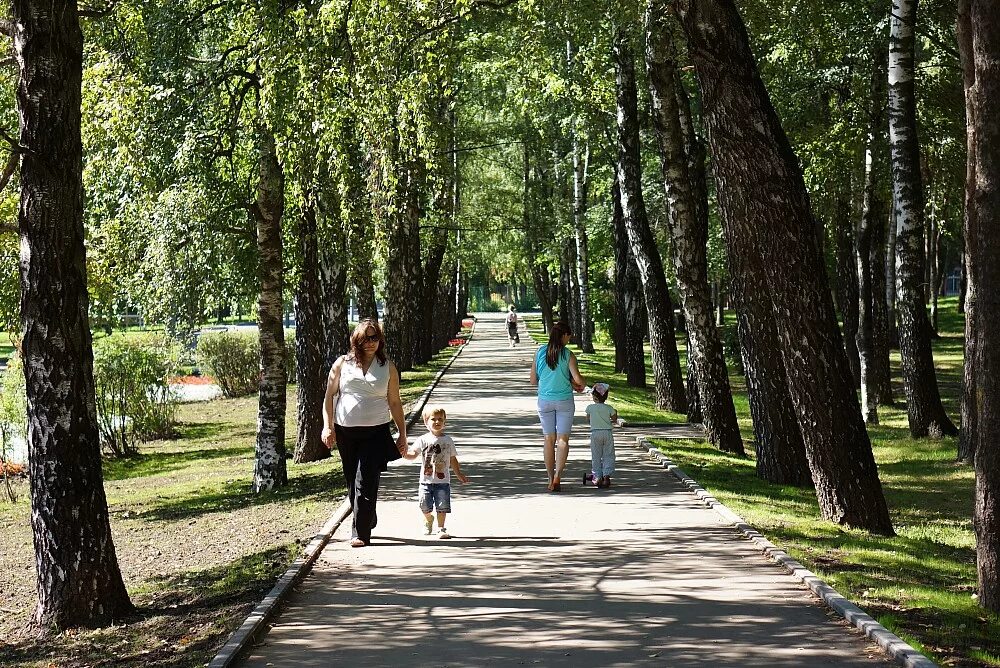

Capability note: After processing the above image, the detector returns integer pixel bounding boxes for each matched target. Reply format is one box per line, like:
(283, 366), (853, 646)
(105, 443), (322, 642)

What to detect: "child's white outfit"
(586, 402), (616, 480)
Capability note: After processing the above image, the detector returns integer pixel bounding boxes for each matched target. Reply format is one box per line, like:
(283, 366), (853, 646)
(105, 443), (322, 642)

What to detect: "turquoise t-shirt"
(536, 345), (573, 401)
(586, 402), (616, 431)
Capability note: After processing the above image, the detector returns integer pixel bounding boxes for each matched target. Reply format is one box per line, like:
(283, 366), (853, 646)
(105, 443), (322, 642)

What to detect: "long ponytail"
(545, 322), (572, 369)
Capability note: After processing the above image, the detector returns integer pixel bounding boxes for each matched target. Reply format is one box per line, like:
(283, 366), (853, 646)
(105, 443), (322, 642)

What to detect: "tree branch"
(0, 150), (19, 194)
(0, 126), (27, 153)
(403, 0), (518, 51)
(433, 139), (524, 155)
(79, 1), (121, 18)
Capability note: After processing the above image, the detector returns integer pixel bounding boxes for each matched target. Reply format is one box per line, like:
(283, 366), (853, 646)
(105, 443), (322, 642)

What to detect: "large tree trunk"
(968, 0), (1000, 612)
(645, 4), (742, 453)
(679, 0), (893, 533)
(958, 0), (978, 464)
(15, 0), (133, 629)
(319, 190), (350, 367)
(613, 31), (687, 413)
(341, 122), (378, 320)
(252, 127), (288, 493)
(888, 0), (957, 437)
(293, 192), (329, 464)
(383, 126), (419, 372)
(613, 176), (648, 387)
(857, 36), (888, 425)
(403, 151), (425, 369)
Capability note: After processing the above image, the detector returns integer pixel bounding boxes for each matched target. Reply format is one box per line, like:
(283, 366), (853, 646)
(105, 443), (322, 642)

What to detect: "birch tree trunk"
(340, 122), (378, 320)
(560, 237), (580, 336)
(679, 0), (893, 533)
(15, 0), (133, 629)
(871, 203), (896, 406)
(966, 0), (1000, 611)
(383, 125), (419, 372)
(404, 151), (425, 369)
(885, 203), (898, 345)
(252, 126), (288, 493)
(967, 0), (1000, 611)
(523, 137), (555, 332)
(958, 0), (978, 464)
(646, 3), (742, 452)
(833, 189), (861, 383)
(857, 40), (888, 425)
(614, 30), (687, 413)
(613, 176), (648, 387)
(888, 0), (957, 437)
(319, 192), (349, 368)
(293, 192), (329, 463)
(573, 139), (595, 352)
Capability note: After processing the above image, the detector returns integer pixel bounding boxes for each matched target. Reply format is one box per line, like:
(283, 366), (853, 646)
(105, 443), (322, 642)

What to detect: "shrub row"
(195, 331), (295, 399)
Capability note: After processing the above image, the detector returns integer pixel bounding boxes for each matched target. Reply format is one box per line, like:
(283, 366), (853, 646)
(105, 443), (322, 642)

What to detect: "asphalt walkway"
(242, 313), (889, 667)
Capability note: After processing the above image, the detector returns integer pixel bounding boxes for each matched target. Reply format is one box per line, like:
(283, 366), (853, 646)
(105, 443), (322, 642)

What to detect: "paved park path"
(242, 313), (889, 667)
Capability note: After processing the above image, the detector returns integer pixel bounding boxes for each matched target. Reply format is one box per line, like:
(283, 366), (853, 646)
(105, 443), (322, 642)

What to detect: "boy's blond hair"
(422, 404), (447, 422)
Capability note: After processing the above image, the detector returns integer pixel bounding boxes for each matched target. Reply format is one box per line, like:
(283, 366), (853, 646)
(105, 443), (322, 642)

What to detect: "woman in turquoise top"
(529, 321), (587, 492)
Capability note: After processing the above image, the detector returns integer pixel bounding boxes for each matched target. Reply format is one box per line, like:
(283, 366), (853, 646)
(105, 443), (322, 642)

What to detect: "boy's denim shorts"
(419, 483), (452, 514)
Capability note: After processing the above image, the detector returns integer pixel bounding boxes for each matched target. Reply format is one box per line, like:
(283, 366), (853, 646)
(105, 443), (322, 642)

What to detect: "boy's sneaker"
(424, 517), (434, 535)
(438, 527), (451, 539)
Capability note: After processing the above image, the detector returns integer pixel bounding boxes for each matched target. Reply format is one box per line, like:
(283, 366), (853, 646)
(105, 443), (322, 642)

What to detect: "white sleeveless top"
(335, 357), (392, 427)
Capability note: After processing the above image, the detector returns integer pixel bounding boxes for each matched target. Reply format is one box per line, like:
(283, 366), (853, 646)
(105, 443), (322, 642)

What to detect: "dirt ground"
(0, 394), (345, 668)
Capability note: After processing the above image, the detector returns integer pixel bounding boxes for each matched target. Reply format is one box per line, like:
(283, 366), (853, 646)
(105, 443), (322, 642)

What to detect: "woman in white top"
(322, 319), (407, 547)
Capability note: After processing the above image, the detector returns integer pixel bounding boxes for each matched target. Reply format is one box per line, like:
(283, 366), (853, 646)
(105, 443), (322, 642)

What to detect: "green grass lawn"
(527, 300), (998, 667)
(0, 332), (467, 667)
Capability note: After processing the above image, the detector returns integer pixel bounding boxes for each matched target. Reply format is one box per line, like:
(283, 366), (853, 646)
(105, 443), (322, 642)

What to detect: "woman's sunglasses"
(363, 334), (380, 344)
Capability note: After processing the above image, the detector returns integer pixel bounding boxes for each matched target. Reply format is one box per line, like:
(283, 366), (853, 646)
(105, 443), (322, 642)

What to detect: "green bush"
(0, 352), (26, 502)
(197, 331), (258, 398)
(196, 330), (296, 398)
(93, 336), (179, 457)
(721, 324), (745, 376)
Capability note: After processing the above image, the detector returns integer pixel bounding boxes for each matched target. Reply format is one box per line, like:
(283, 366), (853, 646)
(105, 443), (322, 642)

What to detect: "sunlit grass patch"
(532, 298), (998, 665)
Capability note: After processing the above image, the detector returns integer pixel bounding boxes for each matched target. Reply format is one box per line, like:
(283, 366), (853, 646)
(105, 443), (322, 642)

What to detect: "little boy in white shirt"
(404, 405), (469, 538)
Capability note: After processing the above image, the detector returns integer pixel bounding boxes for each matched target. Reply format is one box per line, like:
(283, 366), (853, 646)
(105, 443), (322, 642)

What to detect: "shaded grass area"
(1, 546), (295, 668)
(1, 332), (458, 667)
(528, 300), (998, 667)
(0, 390), (341, 667)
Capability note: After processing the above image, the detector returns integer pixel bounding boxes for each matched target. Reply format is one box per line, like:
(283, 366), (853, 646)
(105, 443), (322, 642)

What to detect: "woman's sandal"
(350, 538), (366, 548)
(551, 477), (562, 492)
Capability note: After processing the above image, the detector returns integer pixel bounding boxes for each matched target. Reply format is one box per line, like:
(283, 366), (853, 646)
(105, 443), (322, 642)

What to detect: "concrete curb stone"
(207, 317), (477, 668)
(633, 436), (937, 668)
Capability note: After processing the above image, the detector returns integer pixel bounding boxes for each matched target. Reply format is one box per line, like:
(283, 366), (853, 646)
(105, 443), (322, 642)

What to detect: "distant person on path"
(322, 318), (407, 548)
(404, 405), (470, 539)
(506, 305), (520, 347)
(586, 383), (618, 489)
(529, 321), (587, 492)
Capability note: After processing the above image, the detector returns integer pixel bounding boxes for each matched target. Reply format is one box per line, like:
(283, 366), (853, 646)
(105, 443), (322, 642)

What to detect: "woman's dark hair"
(347, 318), (387, 366)
(545, 321), (572, 369)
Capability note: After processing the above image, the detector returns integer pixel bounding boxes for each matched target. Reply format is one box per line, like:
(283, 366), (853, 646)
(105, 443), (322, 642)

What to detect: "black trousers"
(335, 422), (391, 543)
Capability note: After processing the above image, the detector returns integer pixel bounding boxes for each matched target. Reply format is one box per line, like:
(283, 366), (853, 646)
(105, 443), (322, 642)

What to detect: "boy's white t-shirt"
(410, 432), (458, 484)
(586, 402), (616, 430)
